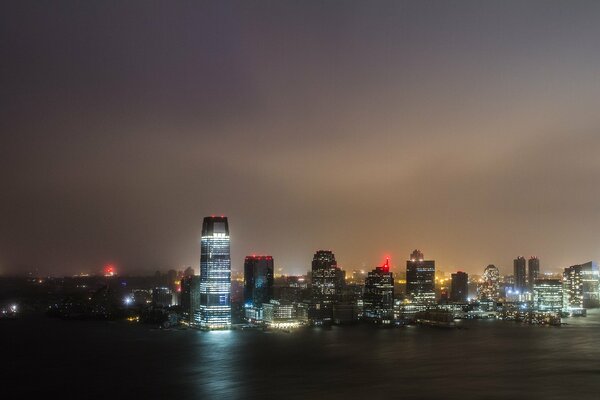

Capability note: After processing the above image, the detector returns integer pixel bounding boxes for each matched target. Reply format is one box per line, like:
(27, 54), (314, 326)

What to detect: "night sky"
(2, 1), (600, 276)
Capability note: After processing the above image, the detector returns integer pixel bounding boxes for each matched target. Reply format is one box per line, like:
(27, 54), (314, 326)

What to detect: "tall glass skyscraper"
(406, 249), (435, 304)
(244, 255), (274, 308)
(197, 216), (231, 329)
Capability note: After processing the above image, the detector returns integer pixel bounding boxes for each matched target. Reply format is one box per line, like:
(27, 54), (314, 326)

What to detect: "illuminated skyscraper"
(363, 258), (394, 324)
(406, 250), (435, 304)
(513, 256), (527, 293)
(244, 255), (274, 308)
(479, 264), (500, 301)
(528, 257), (540, 290)
(563, 265), (583, 310)
(197, 216), (231, 329)
(450, 271), (468, 303)
(310, 250), (345, 323)
(564, 262), (599, 309)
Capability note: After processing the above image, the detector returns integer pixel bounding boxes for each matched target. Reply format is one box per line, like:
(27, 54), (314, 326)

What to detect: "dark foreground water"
(3, 313), (600, 399)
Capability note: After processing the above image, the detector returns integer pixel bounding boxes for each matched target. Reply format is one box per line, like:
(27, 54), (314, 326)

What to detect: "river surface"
(3, 312), (600, 399)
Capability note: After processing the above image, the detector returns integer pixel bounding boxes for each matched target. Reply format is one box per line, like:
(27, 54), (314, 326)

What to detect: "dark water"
(3, 313), (600, 399)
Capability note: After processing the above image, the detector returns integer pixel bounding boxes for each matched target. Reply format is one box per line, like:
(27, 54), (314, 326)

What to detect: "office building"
(406, 250), (435, 304)
(478, 264), (500, 301)
(362, 258), (394, 324)
(198, 216), (231, 329)
(450, 271), (468, 303)
(528, 257), (540, 290)
(564, 262), (600, 309)
(533, 279), (563, 312)
(180, 275), (200, 323)
(310, 250), (345, 323)
(514, 256), (527, 293)
(243, 255), (274, 321)
(244, 255), (274, 308)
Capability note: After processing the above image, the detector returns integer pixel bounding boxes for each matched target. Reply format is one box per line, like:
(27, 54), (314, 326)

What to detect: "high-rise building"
(362, 258), (394, 324)
(180, 275), (200, 322)
(450, 271), (468, 303)
(198, 216), (231, 329)
(563, 265), (583, 310)
(310, 250), (345, 323)
(244, 255), (274, 308)
(563, 262), (599, 309)
(513, 256), (527, 293)
(528, 257), (540, 290)
(406, 250), (435, 304)
(479, 264), (500, 301)
(533, 279), (563, 312)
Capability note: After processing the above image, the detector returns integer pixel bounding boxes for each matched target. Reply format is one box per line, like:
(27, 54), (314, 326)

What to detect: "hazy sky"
(2, 1), (600, 276)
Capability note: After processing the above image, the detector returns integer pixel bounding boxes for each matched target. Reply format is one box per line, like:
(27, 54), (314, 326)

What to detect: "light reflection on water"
(3, 311), (600, 399)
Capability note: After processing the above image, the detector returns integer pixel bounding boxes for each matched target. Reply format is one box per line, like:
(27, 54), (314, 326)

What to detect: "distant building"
(478, 265), (500, 301)
(406, 250), (435, 304)
(152, 287), (173, 307)
(450, 271), (468, 303)
(362, 258), (394, 324)
(514, 256), (527, 293)
(533, 279), (563, 312)
(180, 275), (200, 322)
(244, 255), (274, 308)
(310, 250), (345, 323)
(198, 216), (231, 329)
(528, 257), (540, 290)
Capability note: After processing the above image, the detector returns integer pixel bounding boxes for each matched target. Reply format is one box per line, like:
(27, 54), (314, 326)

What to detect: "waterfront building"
(450, 271), (468, 303)
(564, 262), (600, 310)
(180, 275), (200, 322)
(532, 279), (563, 312)
(514, 256), (527, 293)
(198, 216), (231, 329)
(244, 255), (274, 308)
(406, 250), (435, 304)
(262, 300), (302, 329)
(362, 258), (394, 324)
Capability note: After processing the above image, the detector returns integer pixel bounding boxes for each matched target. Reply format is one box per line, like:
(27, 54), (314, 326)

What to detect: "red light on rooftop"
(104, 264), (116, 276)
(382, 257), (390, 272)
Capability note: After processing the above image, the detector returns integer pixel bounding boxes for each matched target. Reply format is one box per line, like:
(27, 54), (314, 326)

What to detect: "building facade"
(180, 275), (200, 323)
(533, 279), (563, 312)
(310, 250), (345, 323)
(450, 271), (468, 303)
(478, 264), (500, 301)
(198, 216), (231, 329)
(362, 258), (394, 324)
(406, 250), (435, 304)
(564, 262), (599, 309)
(528, 257), (540, 290)
(514, 256), (527, 293)
(244, 255), (274, 308)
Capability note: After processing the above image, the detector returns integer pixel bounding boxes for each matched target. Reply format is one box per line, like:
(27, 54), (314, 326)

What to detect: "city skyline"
(3, 2), (600, 276)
